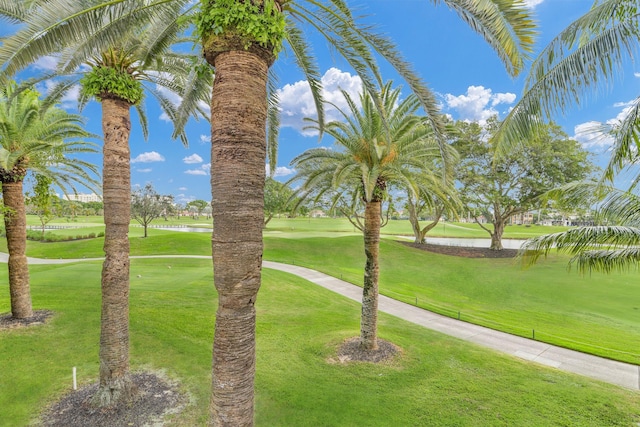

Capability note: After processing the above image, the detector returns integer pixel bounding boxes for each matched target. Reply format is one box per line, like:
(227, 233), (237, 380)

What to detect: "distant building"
(508, 212), (534, 225)
(62, 193), (102, 203)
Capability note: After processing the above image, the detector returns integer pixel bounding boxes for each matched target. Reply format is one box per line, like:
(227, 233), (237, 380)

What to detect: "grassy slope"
(1, 260), (639, 426)
(266, 217), (573, 239)
(2, 230), (639, 363)
(264, 237), (640, 364)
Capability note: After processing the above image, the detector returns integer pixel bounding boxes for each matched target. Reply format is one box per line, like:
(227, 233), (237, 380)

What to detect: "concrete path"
(2, 252), (638, 391)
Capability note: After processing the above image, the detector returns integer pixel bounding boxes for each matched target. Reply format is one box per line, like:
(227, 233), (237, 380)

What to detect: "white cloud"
(265, 164), (295, 177)
(523, 0), (544, 7)
(573, 121), (614, 149)
(178, 187), (188, 191)
(613, 100), (636, 108)
(277, 67), (362, 135)
(136, 168), (152, 173)
(183, 153), (203, 164)
(200, 134), (211, 144)
(33, 56), (59, 71)
(443, 85), (516, 125)
(573, 100), (638, 149)
(185, 163), (211, 176)
(131, 151), (165, 163)
(634, 72), (640, 78)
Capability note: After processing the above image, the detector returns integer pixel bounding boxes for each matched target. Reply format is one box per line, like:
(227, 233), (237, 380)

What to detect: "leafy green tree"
(84, 201), (104, 216)
(291, 82), (452, 351)
(264, 177), (293, 226)
(131, 183), (172, 237)
(0, 0), (535, 421)
(26, 174), (57, 240)
(405, 145), (460, 244)
(0, 83), (98, 319)
(186, 199), (209, 218)
(454, 118), (594, 250)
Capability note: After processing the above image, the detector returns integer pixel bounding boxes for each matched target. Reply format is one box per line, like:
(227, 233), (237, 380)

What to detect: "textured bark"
(490, 219), (505, 251)
(95, 97), (133, 406)
(2, 181), (33, 319)
(208, 49), (270, 427)
(361, 200), (381, 351)
(407, 199), (442, 244)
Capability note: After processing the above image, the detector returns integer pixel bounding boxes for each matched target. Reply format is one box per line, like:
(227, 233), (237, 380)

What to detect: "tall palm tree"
(1, 0), (535, 423)
(0, 1), (212, 406)
(290, 82), (454, 350)
(0, 82), (99, 319)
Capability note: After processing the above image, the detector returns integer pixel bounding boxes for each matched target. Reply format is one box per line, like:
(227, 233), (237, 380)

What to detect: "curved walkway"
(1, 252), (638, 391)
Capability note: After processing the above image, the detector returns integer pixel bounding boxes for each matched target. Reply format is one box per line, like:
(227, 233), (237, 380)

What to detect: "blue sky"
(8, 1), (640, 203)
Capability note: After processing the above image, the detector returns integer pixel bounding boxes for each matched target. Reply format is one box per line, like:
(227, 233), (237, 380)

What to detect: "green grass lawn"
(265, 216), (573, 239)
(1, 259), (639, 426)
(2, 227), (640, 364)
(23, 214), (571, 239)
(264, 236), (640, 364)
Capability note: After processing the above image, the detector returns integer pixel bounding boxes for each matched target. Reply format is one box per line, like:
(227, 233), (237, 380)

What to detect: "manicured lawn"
(2, 229), (640, 364)
(22, 214), (571, 239)
(265, 216), (573, 239)
(1, 259), (639, 426)
(264, 236), (640, 364)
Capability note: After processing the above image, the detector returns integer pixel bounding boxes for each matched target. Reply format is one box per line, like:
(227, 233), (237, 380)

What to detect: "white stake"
(72, 367), (77, 390)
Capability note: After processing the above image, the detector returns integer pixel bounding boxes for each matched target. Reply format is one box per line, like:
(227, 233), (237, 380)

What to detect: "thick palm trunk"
(2, 181), (32, 319)
(95, 97), (132, 406)
(209, 49), (270, 426)
(361, 200), (381, 351)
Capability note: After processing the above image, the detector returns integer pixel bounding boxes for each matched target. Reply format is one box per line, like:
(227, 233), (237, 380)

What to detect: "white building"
(62, 193), (102, 203)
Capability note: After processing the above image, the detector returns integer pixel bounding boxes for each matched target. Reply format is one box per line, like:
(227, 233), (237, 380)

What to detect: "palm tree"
(290, 82), (453, 350)
(494, 0), (640, 173)
(0, 82), (98, 319)
(0, 2), (212, 406)
(520, 182), (640, 273)
(493, 1), (640, 272)
(1, 0), (535, 422)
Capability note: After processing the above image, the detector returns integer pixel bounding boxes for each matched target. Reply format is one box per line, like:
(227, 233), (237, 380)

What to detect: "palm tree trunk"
(209, 49), (270, 426)
(361, 200), (381, 351)
(2, 180), (33, 319)
(94, 97), (133, 406)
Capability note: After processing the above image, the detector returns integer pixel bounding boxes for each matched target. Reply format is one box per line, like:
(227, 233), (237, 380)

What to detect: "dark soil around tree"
(0, 309), (54, 330)
(333, 337), (401, 364)
(400, 241), (518, 258)
(39, 372), (186, 427)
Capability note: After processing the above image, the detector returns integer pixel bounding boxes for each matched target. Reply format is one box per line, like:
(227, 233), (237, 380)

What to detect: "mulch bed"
(333, 337), (401, 364)
(0, 309), (54, 330)
(39, 372), (186, 427)
(400, 241), (518, 258)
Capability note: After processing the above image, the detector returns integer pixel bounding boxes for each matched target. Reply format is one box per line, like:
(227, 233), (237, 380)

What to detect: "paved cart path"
(2, 252), (638, 391)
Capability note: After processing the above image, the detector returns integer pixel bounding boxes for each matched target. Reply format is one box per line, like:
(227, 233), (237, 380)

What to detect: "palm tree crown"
(0, 82), (98, 320)
(291, 81), (450, 204)
(291, 82), (453, 351)
(0, 82), (98, 189)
